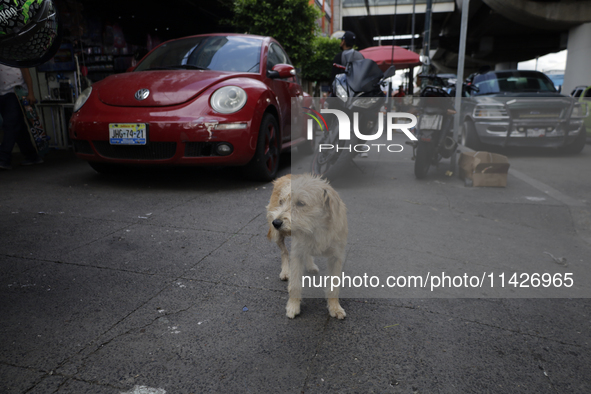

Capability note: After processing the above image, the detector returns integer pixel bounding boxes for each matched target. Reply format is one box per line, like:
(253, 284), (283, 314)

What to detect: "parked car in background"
(436, 73), (457, 87)
(69, 33), (313, 181)
(573, 85), (591, 134)
(459, 70), (587, 153)
(570, 85), (588, 98)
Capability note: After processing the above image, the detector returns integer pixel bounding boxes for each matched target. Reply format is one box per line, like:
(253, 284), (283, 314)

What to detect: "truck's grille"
(510, 108), (562, 120)
(92, 141), (177, 160)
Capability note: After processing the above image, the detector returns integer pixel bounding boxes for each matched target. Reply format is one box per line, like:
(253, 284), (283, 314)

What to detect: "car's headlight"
(210, 86), (247, 114)
(74, 87), (92, 112)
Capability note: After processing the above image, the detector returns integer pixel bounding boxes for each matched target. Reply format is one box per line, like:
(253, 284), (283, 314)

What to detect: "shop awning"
(358, 46), (421, 72)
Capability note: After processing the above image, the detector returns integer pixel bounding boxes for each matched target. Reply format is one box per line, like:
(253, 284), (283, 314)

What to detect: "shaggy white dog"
(267, 174), (348, 319)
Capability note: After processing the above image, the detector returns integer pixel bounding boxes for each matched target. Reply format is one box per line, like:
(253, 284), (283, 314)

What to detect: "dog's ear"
(323, 187), (342, 222)
(324, 189), (330, 208)
(323, 186), (347, 229)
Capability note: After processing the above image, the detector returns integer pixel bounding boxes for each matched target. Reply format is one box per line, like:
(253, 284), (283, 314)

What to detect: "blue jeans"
(0, 92), (38, 165)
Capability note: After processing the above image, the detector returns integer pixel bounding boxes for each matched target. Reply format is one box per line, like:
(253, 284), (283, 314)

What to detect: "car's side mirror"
(268, 64), (296, 79)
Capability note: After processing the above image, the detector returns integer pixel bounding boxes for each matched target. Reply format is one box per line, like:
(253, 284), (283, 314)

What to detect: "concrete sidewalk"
(1, 146), (590, 393)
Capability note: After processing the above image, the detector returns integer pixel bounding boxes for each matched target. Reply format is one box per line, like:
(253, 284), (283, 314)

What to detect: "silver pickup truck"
(459, 70), (587, 153)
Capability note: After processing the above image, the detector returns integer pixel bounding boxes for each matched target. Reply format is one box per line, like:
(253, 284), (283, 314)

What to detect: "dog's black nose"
(272, 219), (283, 229)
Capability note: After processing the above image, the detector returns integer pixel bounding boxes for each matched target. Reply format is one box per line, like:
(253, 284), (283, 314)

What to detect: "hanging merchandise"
(0, 0), (62, 67)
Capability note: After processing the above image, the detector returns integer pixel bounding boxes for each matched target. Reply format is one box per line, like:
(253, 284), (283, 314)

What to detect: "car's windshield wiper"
(146, 64), (207, 71)
(246, 62), (260, 73)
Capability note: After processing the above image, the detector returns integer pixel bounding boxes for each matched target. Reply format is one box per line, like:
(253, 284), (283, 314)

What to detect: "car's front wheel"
(244, 113), (280, 181)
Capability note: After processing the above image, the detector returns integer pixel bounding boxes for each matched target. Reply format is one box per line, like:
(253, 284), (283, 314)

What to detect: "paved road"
(1, 140), (590, 393)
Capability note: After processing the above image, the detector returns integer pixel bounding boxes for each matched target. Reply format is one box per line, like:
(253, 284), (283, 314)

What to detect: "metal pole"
(410, 0), (416, 52)
(410, 0), (417, 95)
(451, 0), (470, 173)
(422, 0), (433, 76)
(391, 0), (397, 60)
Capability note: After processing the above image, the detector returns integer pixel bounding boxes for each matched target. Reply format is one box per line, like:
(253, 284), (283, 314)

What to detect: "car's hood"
(96, 70), (240, 107)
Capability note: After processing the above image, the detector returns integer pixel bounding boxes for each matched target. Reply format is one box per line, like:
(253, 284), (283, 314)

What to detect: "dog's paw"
(306, 263), (319, 274)
(286, 299), (301, 319)
(328, 302), (346, 320)
(279, 270), (289, 281)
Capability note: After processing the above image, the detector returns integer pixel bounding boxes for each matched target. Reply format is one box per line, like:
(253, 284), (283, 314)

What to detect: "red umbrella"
(358, 45), (421, 72)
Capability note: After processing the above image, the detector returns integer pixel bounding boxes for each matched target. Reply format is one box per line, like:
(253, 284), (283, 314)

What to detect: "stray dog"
(266, 174), (348, 319)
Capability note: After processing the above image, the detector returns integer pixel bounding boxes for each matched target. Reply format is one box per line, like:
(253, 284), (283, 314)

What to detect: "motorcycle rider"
(330, 31), (364, 81)
(330, 31), (368, 156)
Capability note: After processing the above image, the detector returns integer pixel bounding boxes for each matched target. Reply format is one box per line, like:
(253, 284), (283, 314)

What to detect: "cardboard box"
(458, 151), (510, 187)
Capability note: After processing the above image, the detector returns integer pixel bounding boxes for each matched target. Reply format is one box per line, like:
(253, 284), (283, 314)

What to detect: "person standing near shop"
(0, 64), (43, 170)
(393, 84), (406, 97)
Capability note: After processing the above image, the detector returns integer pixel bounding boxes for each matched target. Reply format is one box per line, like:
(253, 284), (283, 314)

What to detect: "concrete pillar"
(563, 22), (591, 96)
(495, 62), (518, 70)
(333, 0), (341, 32)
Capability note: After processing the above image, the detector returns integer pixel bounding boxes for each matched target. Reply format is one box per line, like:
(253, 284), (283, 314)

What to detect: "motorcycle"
(408, 84), (458, 179)
(310, 59), (396, 180)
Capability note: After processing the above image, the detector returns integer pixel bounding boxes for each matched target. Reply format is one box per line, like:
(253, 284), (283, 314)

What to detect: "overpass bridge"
(341, 0), (591, 93)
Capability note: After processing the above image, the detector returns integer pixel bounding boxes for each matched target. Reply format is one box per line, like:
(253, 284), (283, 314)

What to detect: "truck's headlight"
(571, 103), (589, 119)
(210, 86), (247, 114)
(74, 87), (92, 112)
(473, 104), (509, 118)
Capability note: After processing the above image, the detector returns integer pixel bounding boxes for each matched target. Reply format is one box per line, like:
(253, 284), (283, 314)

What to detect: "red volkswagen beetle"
(69, 34), (312, 181)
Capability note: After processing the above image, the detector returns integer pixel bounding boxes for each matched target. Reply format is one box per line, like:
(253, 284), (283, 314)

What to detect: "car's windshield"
(473, 72), (557, 95)
(135, 35), (262, 73)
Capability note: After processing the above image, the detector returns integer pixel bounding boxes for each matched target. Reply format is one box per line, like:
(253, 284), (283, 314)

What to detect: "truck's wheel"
(461, 121), (482, 151)
(562, 127), (586, 154)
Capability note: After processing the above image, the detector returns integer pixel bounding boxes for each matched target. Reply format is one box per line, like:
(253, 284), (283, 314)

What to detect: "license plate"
(109, 123), (147, 145)
(527, 128), (545, 137)
(419, 114), (443, 130)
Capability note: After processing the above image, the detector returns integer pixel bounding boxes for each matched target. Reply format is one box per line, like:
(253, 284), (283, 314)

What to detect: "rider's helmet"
(0, 0), (61, 67)
(341, 31), (356, 47)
